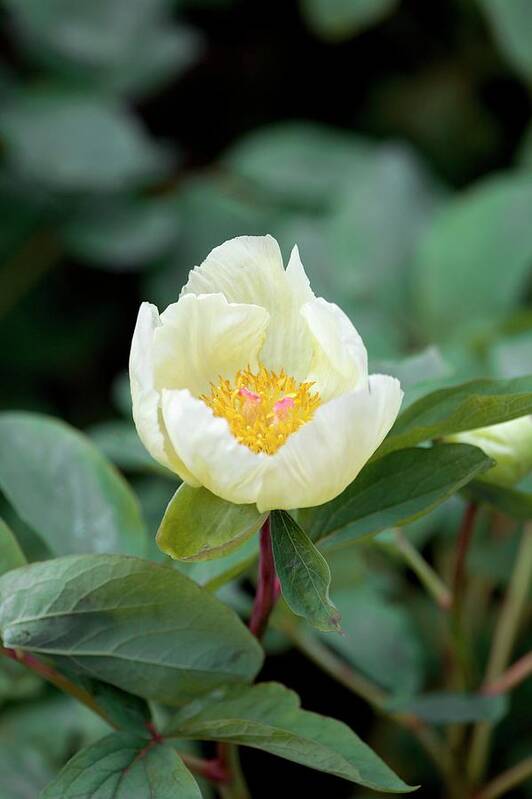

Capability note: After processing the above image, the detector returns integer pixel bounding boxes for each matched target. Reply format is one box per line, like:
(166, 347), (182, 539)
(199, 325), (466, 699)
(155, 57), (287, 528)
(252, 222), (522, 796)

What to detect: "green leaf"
(0, 695), (108, 797)
(0, 90), (169, 192)
(0, 516), (26, 576)
(165, 682), (412, 792)
(88, 420), (171, 476)
(224, 122), (372, 208)
(465, 480), (532, 520)
(41, 732), (202, 799)
(300, 0), (400, 41)
(0, 745), (53, 799)
(327, 144), (445, 319)
(61, 197), (180, 271)
(319, 586), (425, 696)
(270, 510), (340, 632)
(0, 555), (263, 705)
(175, 535), (258, 591)
(301, 444), (492, 551)
(388, 692), (508, 725)
(62, 674), (152, 735)
(3, 0), (201, 97)
(479, 0), (532, 80)
(0, 413), (147, 556)
(146, 175), (272, 307)
(156, 483), (266, 562)
(377, 376), (532, 457)
(414, 175), (532, 340)
(0, 655), (41, 706)
(0, 694), (107, 765)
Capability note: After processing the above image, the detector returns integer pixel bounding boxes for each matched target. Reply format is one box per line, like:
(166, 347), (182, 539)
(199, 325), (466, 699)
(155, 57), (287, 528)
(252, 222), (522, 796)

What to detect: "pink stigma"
(239, 387), (261, 404)
(274, 396), (295, 417)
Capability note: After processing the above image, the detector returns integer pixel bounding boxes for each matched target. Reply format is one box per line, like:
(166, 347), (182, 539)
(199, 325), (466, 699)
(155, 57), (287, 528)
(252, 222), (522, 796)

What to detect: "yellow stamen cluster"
(201, 366), (321, 454)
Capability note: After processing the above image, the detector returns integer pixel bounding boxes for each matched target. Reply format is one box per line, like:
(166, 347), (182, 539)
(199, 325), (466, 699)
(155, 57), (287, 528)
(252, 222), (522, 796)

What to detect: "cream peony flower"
(446, 416), (532, 487)
(129, 235), (403, 512)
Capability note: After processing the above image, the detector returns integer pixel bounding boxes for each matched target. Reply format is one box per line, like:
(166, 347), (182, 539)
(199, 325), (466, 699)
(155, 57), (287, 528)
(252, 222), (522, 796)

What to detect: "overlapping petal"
(161, 389), (267, 504)
(256, 375), (403, 512)
(154, 293), (269, 396)
(182, 235), (314, 379)
(301, 298), (368, 402)
(129, 302), (199, 484)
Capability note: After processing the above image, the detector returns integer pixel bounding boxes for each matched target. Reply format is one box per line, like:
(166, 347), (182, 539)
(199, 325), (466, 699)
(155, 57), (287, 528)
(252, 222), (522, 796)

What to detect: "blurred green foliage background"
(0, 0), (531, 797)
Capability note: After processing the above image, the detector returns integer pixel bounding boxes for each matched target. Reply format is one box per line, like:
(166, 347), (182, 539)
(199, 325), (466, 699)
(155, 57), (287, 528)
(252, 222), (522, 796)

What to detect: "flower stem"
(453, 501), (479, 604)
(468, 523), (532, 785)
(394, 529), (452, 610)
(450, 501), (479, 690)
(281, 621), (464, 796)
(482, 650), (532, 696)
(218, 743), (250, 799)
(211, 515), (278, 798)
(285, 622), (388, 708)
(0, 645), (114, 727)
(1, 645), (236, 790)
(249, 515), (278, 639)
(474, 756), (532, 799)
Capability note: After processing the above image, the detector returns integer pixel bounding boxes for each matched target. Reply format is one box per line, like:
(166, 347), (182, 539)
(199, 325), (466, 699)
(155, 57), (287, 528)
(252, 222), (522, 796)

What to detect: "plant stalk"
(281, 621), (464, 796)
(394, 528), (452, 610)
(474, 756), (532, 799)
(468, 523), (532, 785)
(213, 515), (279, 798)
(249, 515), (279, 639)
(0, 645), (115, 727)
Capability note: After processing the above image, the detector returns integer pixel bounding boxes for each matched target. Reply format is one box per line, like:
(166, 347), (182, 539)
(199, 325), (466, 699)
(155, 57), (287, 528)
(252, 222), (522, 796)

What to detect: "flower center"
(201, 366), (321, 454)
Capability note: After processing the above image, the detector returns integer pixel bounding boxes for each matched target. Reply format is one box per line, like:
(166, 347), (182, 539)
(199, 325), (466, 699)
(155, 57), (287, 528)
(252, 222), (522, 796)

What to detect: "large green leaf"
(377, 376), (532, 457)
(301, 444), (491, 550)
(466, 480), (532, 520)
(165, 682), (412, 792)
(61, 196), (180, 270)
(271, 511), (340, 633)
(388, 692), (508, 725)
(300, 0), (400, 41)
(3, 0), (200, 97)
(61, 673), (152, 736)
(88, 420), (171, 476)
(0, 517), (26, 577)
(224, 122), (372, 208)
(0, 695), (107, 798)
(0, 413), (147, 556)
(156, 483), (265, 561)
(328, 144), (444, 319)
(0, 555), (263, 705)
(176, 535), (259, 591)
(0, 656), (41, 707)
(414, 174), (532, 340)
(479, 0), (532, 80)
(41, 733), (202, 799)
(0, 90), (168, 192)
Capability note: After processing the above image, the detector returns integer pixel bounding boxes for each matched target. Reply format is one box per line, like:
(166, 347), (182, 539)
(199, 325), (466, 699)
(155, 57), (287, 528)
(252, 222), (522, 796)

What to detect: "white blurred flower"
(447, 416), (532, 487)
(129, 235), (402, 511)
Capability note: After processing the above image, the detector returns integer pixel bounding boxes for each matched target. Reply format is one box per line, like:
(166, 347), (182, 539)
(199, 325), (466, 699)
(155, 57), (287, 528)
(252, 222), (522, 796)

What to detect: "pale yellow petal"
(257, 374), (403, 512)
(300, 297), (368, 403)
(161, 389), (267, 504)
(182, 235), (313, 378)
(129, 302), (199, 484)
(153, 293), (269, 397)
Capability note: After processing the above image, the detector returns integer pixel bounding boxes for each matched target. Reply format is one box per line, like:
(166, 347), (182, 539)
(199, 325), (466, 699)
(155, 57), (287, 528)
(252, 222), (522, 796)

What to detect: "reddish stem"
(482, 650), (532, 696)
(453, 501), (479, 600)
(248, 516), (279, 640)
